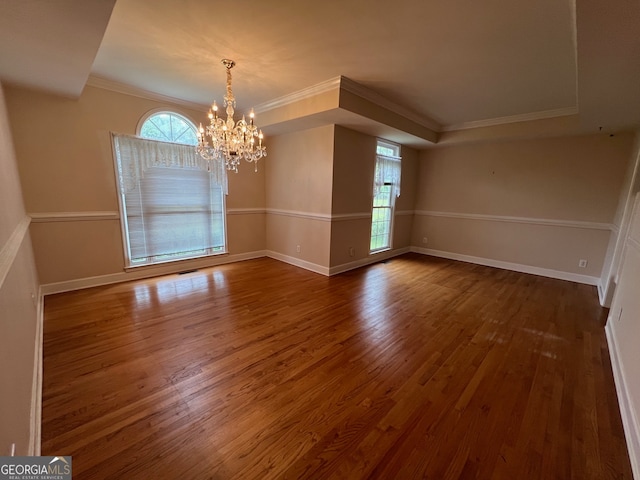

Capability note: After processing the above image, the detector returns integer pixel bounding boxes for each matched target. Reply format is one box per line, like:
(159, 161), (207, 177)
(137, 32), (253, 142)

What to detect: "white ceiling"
(0, 0), (115, 98)
(1, 0), (639, 140)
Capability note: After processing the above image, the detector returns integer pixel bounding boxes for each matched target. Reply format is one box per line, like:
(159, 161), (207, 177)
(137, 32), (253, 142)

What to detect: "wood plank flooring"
(41, 254), (633, 479)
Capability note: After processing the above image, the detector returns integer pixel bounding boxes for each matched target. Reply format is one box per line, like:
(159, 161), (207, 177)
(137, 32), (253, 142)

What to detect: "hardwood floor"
(42, 254), (633, 479)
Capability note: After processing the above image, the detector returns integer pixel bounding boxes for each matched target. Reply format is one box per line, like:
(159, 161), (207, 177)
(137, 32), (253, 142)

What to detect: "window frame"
(136, 109), (200, 146)
(370, 139), (401, 254)
(112, 111), (228, 270)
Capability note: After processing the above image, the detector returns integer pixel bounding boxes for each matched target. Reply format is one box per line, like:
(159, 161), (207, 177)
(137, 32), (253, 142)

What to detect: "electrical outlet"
(296, 245), (301, 253)
(578, 259), (588, 268)
(349, 247), (355, 257)
(422, 237), (428, 244)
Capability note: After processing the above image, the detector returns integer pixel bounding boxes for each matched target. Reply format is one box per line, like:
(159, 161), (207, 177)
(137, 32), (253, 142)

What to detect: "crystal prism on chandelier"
(196, 59), (266, 172)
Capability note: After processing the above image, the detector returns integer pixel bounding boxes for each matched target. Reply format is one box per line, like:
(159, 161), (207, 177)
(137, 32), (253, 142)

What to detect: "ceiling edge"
(339, 76), (442, 132)
(442, 106), (579, 132)
(86, 75), (208, 112)
(253, 77), (342, 113)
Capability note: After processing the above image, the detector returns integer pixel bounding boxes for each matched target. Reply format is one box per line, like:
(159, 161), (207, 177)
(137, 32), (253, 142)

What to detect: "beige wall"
(0, 83), (40, 455)
(329, 126), (418, 267)
(329, 126), (374, 266)
(6, 83), (634, 287)
(265, 125), (334, 214)
(5, 85), (265, 286)
(265, 125), (334, 269)
(413, 133), (634, 279)
(265, 123), (418, 271)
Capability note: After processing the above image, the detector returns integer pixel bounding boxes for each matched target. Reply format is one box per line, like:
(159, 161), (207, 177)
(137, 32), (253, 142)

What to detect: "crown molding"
(253, 77), (342, 114)
(253, 75), (441, 133)
(86, 75), (209, 112)
(442, 106), (579, 132)
(87, 74), (579, 138)
(339, 76), (441, 131)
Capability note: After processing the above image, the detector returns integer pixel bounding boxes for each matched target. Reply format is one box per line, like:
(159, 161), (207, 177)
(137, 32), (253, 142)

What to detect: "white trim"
(597, 280), (606, 306)
(628, 236), (640, 255)
(332, 212), (371, 222)
(414, 210), (613, 231)
(606, 323), (640, 480)
(601, 191), (640, 308)
(29, 211), (120, 223)
(265, 250), (329, 276)
(395, 210), (414, 217)
(253, 77), (342, 114)
(227, 208), (266, 216)
(86, 75), (208, 112)
(442, 106), (579, 132)
(253, 76), (441, 133)
(340, 77), (441, 132)
(329, 247), (411, 276)
(411, 247), (599, 285)
(266, 209), (332, 222)
(40, 250), (267, 295)
(28, 288), (44, 456)
(0, 217), (31, 288)
(265, 209), (413, 222)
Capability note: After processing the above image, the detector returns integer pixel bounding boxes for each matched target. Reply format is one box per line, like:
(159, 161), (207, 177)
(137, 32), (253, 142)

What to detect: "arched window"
(139, 111), (198, 145)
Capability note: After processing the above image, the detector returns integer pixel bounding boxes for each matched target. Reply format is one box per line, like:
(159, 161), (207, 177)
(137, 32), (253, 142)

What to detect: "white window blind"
(113, 134), (227, 266)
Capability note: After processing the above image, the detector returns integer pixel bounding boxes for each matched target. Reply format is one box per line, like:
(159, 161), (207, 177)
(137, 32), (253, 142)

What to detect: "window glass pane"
(376, 145), (395, 157)
(140, 112), (198, 145)
(370, 206), (391, 251)
(140, 122), (168, 142)
(373, 185), (392, 207)
(376, 142), (400, 157)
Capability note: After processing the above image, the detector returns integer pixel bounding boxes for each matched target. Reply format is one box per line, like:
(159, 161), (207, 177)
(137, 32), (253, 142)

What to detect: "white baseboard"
(606, 322), (640, 480)
(411, 247), (600, 286)
(40, 251), (268, 295)
(28, 288), (44, 456)
(265, 251), (329, 276)
(328, 247), (411, 275)
(266, 247), (411, 277)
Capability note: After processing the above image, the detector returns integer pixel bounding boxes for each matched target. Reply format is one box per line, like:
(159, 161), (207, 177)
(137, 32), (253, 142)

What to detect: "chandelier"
(196, 59), (266, 172)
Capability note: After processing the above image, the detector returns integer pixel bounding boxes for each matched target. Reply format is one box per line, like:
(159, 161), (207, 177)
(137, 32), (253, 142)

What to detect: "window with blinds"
(112, 114), (227, 267)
